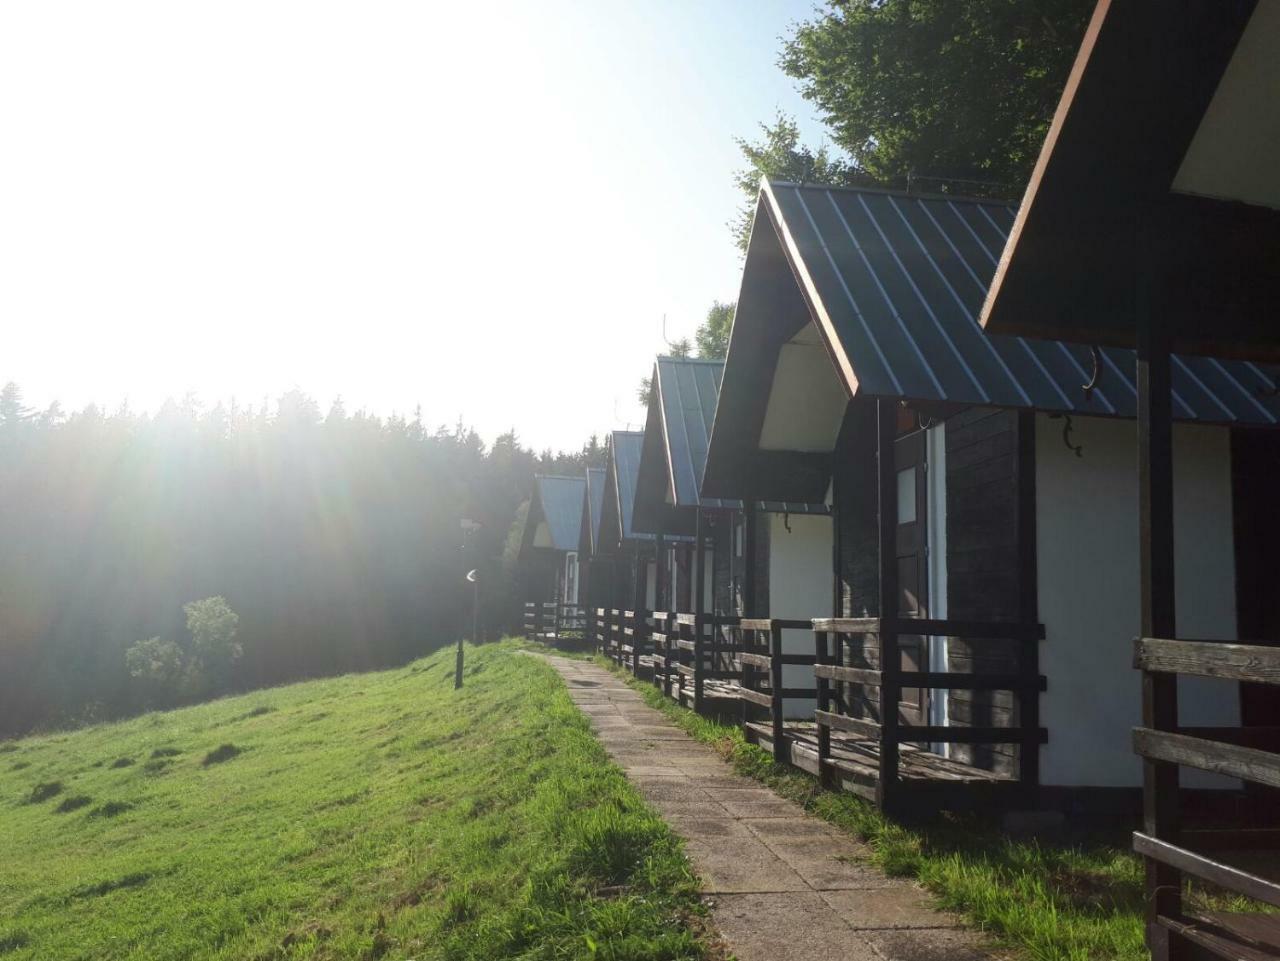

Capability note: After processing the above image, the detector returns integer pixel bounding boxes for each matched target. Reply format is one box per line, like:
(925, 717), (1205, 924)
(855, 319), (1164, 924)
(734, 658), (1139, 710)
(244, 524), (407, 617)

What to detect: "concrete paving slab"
(861, 928), (992, 960)
(682, 837), (812, 893)
(537, 653), (997, 961)
(818, 888), (962, 929)
(709, 892), (879, 961)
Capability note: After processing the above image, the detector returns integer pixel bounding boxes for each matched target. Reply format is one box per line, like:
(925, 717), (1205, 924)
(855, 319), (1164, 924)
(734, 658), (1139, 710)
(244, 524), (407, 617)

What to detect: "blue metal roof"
(762, 180), (1280, 424)
(610, 431), (653, 543)
(532, 475), (585, 553)
(584, 467), (606, 554)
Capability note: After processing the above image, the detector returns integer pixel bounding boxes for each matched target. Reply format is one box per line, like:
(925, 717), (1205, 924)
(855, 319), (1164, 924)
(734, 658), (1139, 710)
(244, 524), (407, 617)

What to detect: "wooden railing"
(663, 613), (743, 712)
(523, 600), (557, 640)
(1132, 636), (1280, 955)
(737, 618), (818, 761)
(814, 616), (1046, 808)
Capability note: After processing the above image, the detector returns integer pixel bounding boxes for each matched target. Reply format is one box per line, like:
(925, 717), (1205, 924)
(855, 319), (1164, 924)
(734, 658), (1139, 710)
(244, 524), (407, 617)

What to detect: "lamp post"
(457, 518), (481, 689)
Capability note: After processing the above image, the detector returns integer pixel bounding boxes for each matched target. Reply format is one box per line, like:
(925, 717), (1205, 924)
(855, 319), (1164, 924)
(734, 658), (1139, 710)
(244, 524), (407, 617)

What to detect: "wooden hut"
(577, 467), (609, 617)
(702, 175), (1280, 817)
(980, 2), (1280, 957)
(516, 474), (586, 640)
(595, 431), (658, 658)
(633, 354), (828, 713)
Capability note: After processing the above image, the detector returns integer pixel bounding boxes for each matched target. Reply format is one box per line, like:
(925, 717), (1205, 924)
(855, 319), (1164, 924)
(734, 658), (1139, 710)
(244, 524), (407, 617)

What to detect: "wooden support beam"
(1137, 309), (1182, 949)
(876, 399), (900, 809)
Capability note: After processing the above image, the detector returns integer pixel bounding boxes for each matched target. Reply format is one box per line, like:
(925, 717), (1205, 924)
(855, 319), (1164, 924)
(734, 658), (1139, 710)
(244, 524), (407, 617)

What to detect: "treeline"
(0, 384), (604, 737)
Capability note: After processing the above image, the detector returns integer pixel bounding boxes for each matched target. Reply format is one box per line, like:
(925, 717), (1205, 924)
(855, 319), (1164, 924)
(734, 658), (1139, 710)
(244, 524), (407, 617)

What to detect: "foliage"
(730, 112), (861, 251)
(0, 386), (606, 737)
(780, 0), (1093, 194)
(183, 596), (241, 691)
(694, 301), (734, 360)
(124, 637), (185, 706)
(0, 643), (706, 960)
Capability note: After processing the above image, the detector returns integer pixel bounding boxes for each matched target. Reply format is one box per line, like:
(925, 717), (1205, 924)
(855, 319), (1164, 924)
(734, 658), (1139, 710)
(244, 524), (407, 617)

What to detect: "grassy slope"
(596, 658), (1148, 961)
(0, 644), (706, 961)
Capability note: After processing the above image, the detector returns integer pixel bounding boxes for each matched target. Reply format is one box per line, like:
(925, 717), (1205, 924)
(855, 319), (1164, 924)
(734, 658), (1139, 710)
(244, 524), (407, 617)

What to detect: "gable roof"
(581, 467), (606, 555)
(760, 179), (1279, 421)
(704, 178), (1280, 501)
(598, 431), (655, 552)
(980, 0), (1280, 362)
(519, 474), (585, 557)
(634, 356), (827, 534)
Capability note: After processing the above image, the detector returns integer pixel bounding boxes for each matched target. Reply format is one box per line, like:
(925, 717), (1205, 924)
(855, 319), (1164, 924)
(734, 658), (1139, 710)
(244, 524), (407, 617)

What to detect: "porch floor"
(745, 721), (1013, 802)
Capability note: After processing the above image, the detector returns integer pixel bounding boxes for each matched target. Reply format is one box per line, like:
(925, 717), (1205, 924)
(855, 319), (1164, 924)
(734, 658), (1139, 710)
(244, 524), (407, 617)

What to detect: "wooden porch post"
(1138, 287), (1182, 954)
(1016, 410), (1042, 799)
(655, 533), (667, 612)
(743, 506), (758, 617)
(876, 399), (901, 811)
(694, 509), (707, 711)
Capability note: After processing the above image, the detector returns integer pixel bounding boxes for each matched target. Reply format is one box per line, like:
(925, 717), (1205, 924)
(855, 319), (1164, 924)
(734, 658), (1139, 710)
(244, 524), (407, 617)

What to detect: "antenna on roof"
(661, 313), (676, 351)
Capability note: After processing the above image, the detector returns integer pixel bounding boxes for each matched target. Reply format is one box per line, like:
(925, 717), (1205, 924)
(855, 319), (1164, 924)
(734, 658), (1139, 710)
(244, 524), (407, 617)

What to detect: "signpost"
(457, 518), (481, 689)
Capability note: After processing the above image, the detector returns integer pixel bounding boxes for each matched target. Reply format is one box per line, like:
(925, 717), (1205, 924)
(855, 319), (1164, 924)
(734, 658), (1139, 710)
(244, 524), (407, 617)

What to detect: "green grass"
(0, 642), (707, 961)
(595, 656), (1148, 961)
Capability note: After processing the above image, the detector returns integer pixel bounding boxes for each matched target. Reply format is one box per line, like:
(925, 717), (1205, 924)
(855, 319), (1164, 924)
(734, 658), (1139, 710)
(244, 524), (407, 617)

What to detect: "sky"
(0, 1), (835, 451)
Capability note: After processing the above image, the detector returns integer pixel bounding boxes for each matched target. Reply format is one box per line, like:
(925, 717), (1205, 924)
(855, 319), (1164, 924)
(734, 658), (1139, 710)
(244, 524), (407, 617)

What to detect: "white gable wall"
(1035, 413), (1240, 788)
(768, 512), (834, 718)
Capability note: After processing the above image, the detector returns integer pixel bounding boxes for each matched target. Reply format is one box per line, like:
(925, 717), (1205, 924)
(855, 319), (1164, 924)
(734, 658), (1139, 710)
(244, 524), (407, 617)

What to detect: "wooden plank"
(1133, 833), (1280, 908)
(898, 726), (1048, 745)
(739, 652), (772, 668)
(1158, 912), (1280, 961)
(675, 639), (696, 652)
(816, 710), (881, 738)
(815, 664), (882, 685)
(737, 687), (773, 708)
(1135, 637), (1280, 686)
(1133, 727), (1280, 790)
(812, 617), (881, 634)
(898, 671), (1047, 692)
(890, 618), (1044, 641)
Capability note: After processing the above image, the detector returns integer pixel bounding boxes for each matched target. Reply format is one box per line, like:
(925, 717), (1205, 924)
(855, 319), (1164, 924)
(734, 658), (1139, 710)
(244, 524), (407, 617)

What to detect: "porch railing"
(813, 616), (1046, 809)
(1132, 636), (1280, 950)
(523, 600), (557, 640)
(666, 613), (743, 713)
(736, 618), (819, 761)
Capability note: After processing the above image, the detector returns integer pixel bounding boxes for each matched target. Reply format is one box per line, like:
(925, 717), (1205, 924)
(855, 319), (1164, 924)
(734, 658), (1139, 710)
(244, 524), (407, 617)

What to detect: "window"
(564, 552), (579, 604)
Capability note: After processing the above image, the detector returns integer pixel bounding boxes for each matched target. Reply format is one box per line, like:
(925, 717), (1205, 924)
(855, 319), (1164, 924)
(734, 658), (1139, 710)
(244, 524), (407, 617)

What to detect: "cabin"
(632, 354), (829, 715)
(980, 2), (1280, 957)
(577, 467), (609, 617)
(594, 430), (658, 659)
(516, 474), (586, 641)
(701, 175), (1280, 816)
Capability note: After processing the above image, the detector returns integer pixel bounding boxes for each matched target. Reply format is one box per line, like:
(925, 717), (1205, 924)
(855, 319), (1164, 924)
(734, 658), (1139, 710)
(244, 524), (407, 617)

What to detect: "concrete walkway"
(541, 654), (997, 961)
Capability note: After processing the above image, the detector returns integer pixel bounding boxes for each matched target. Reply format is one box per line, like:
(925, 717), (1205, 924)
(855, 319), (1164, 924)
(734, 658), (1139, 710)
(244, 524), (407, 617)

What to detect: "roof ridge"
(767, 178), (1016, 208)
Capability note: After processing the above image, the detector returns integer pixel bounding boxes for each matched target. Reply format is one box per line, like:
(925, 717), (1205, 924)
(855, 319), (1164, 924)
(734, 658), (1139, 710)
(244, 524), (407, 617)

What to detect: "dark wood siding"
(945, 406), (1023, 777)
(834, 401), (881, 720)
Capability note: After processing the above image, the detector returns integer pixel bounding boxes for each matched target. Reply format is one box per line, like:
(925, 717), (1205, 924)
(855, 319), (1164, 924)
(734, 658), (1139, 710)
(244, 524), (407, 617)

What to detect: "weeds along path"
(0, 642), (707, 961)
(540, 653), (996, 961)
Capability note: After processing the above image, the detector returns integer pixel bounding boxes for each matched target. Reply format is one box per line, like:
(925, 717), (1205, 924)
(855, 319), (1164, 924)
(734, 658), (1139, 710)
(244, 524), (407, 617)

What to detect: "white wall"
(768, 512), (834, 717)
(1035, 414), (1239, 787)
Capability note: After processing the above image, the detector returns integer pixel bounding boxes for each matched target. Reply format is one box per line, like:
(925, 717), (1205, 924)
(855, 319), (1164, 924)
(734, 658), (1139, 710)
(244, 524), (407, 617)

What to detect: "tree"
(780, 0), (1093, 194)
(184, 596), (242, 690)
(0, 382), (31, 428)
(695, 302), (734, 359)
(731, 113), (861, 252)
(125, 637), (185, 707)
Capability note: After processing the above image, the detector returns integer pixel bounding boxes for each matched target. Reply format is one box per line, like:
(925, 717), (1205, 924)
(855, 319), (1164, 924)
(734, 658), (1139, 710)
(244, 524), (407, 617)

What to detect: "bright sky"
(1, 1), (833, 451)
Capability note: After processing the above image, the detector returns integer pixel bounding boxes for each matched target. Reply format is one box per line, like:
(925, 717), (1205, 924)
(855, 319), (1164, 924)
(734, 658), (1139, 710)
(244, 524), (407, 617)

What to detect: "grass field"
(596, 657), (1149, 961)
(0, 643), (707, 961)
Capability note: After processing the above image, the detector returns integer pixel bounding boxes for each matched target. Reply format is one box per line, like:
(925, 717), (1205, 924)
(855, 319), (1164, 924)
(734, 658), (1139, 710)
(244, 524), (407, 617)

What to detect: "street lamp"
(457, 519), (482, 689)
